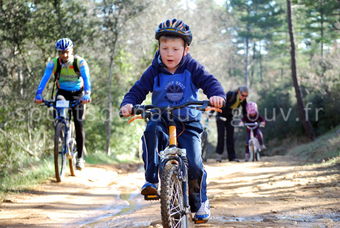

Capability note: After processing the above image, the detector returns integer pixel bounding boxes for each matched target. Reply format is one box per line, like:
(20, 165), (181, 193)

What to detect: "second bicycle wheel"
(54, 122), (67, 182)
(160, 162), (189, 228)
(68, 122), (76, 176)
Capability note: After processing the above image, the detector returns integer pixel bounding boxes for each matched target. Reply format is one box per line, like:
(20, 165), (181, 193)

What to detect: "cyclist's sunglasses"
(240, 93), (248, 98)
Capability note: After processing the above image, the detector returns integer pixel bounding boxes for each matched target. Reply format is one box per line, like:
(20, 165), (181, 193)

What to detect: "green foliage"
(84, 100), (146, 159)
(257, 62), (340, 141)
(258, 82), (302, 140)
(305, 84), (340, 135)
(85, 151), (120, 164)
(0, 154), (53, 196)
(288, 125), (340, 162)
(0, 0), (97, 179)
(228, 0), (284, 50)
(296, 0), (339, 57)
(84, 46), (151, 157)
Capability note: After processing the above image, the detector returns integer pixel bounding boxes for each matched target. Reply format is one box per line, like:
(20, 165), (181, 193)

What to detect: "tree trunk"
(259, 43), (263, 82)
(105, 57), (114, 155)
(286, 0), (315, 141)
(250, 41), (256, 86)
(244, 36), (249, 87)
(320, 0), (324, 58)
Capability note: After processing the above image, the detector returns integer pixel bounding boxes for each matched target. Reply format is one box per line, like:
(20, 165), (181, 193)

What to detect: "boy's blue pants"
(141, 119), (207, 212)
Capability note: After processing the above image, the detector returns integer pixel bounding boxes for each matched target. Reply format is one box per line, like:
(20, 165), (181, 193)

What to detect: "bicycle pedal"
(144, 194), (160, 201)
(193, 219), (208, 224)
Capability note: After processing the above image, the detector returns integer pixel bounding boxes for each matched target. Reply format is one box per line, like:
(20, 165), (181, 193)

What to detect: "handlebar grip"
(132, 104), (156, 115)
(43, 100), (54, 107)
(71, 100), (81, 107)
(132, 105), (143, 115)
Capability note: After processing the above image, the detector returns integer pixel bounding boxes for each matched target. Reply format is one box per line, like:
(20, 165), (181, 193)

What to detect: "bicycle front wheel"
(249, 142), (255, 162)
(54, 122), (67, 182)
(255, 149), (261, 161)
(160, 162), (189, 228)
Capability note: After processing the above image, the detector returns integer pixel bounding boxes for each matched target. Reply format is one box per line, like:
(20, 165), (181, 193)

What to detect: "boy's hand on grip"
(209, 96), (225, 108)
(120, 104), (133, 117)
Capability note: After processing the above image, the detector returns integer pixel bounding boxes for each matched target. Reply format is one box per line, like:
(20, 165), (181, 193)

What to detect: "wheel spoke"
(161, 163), (188, 228)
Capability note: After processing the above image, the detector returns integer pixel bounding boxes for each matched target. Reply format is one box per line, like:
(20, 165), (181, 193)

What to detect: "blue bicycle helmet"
(55, 38), (73, 51)
(155, 18), (192, 46)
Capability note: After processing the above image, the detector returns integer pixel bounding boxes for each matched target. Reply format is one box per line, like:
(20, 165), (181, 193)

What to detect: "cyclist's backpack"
(54, 56), (80, 81)
(50, 56), (81, 99)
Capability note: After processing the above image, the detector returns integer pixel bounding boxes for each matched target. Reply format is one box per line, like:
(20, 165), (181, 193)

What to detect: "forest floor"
(0, 155), (339, 228)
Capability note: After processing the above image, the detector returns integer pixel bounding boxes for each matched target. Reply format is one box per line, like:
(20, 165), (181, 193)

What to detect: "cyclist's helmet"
(155, 18), (192, 46)
(55, 38), (73, 51)
(246, 101), (258, 115)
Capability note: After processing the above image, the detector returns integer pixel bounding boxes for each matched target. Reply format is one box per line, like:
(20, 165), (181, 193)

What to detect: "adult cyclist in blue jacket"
(34, 38), (91, 170)
(120, 19), (225, 223)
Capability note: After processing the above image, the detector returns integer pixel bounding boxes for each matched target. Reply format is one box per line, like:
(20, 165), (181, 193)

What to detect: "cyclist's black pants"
(215, 118), (236, 161)
(56, 89), (85, 159)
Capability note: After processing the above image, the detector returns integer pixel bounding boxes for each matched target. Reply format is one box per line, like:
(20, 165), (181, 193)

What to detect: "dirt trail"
(0, 156), (339, 228)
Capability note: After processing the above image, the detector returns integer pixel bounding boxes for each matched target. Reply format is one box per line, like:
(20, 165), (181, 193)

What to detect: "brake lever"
(193, 100), (209, 111)
(132, 105), (145, 115)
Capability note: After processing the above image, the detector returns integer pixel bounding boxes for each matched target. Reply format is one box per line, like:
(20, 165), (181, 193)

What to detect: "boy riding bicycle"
(34, 38), (91, 170)
(120, 18), (225, 222)
(239, 102), (266, 161)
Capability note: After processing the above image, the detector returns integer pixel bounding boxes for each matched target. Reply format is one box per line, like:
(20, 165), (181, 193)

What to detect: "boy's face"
(159, 37), (189, 73)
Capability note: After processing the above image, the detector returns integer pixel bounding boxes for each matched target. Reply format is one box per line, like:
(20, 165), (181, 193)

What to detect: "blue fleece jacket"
(121, 51), (225, 121)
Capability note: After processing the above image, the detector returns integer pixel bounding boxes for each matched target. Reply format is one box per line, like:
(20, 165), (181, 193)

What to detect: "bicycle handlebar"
(133, 100), (210, 114)
(244, 122), (258, 126)
(121, 100), (222, 121)
(43, 99), (81, 108)
(244, 122), (265, 130)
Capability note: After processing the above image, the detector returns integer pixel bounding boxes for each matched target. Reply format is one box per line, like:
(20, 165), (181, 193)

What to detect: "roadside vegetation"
(287, 125), (340, 163)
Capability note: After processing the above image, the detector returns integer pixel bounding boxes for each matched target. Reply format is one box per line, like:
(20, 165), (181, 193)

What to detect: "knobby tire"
(160, 162), (189, 228)
(249, 142), (255, 162)
(255, 146), (261, 161)
(54, 122), (67, 182)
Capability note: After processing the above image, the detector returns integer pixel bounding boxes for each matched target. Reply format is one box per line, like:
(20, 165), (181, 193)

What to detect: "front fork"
(159, 149), (190, 211)
(180, 155), (190, 210)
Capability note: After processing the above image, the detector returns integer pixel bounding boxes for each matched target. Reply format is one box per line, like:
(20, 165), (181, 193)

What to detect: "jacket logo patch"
(165, 81), (185, 103)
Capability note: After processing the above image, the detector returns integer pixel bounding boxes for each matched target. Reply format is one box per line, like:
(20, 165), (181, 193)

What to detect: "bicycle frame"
(245, 122), (262, 161)
(125, 101), (221, 227)
(45, 99), (79, 157)
(159, 117), (190, 211)
(44, 99), (80, 181)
